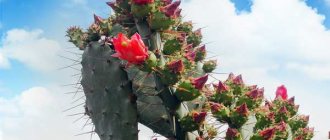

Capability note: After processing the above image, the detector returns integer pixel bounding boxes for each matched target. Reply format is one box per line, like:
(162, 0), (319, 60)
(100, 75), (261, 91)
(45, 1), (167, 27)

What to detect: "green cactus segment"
(289, 115), (309, 133)
(179, 115), (199, 132)
(177, 21), (193, 33)
(126, 67), (175, 137)
(66, 26), (86, 50)
(137, 96), (174, 137)
(81, 42), (138, 140)
(139, 51), (157, 72)
(131, 3), (155, 18)
(149, 11), (176, 30)
(175, 81), (201, 101)
(202, 60), (217, 73)
(163, 38), (182, 55)
(187, 29), (202, 47)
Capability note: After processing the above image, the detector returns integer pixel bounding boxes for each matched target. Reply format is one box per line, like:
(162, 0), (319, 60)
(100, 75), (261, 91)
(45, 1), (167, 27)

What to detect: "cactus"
(66, 0), (314, 140)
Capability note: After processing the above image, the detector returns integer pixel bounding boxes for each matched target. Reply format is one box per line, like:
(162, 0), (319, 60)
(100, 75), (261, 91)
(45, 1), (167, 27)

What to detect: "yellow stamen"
(121, 41), (128, 47)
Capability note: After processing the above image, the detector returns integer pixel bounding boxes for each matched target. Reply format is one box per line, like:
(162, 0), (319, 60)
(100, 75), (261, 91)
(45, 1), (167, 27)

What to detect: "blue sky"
(1, 0), (330, 140)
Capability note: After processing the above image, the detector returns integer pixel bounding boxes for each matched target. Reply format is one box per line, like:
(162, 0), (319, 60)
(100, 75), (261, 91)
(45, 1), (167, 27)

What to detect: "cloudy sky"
(0, 0), (330, 139)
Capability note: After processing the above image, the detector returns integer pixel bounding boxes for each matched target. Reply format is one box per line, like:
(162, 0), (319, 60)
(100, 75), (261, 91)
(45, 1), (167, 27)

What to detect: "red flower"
(191, 75), (208, 89)
(112, 33), (149, 64)
(276, 85), (288, 100)
(132, 0), (154, 5)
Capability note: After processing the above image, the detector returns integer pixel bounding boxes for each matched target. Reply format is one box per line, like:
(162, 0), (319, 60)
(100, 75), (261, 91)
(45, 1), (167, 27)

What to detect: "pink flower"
(276, 85), (288, 100)
(112, 33), (149, 64)
(191, 75), (208, 89)
(132, 0), (154, 5)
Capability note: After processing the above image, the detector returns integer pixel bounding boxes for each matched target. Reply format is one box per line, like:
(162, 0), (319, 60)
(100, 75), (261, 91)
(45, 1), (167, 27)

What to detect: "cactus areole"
(66, 0), (314, 140)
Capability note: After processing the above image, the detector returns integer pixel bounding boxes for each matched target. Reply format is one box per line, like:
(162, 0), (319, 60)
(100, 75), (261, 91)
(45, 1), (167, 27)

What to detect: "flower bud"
(275, 85), (288, 100)
(191, 75), (208, 89)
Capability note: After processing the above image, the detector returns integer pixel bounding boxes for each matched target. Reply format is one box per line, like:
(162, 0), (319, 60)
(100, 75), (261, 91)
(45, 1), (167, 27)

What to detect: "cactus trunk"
(81, 42), (138, 140)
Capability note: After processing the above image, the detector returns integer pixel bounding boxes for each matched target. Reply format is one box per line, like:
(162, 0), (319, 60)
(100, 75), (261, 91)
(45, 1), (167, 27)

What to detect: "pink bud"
(167, 60), (184, 73)
(276, 121), (287, 131)
(160, 0), (181, 18)
(210, 102), (222, 113)
(192, 111), (207, 123)
(184, 44), (193, 52)
(267, 112), (275, 120)
(174, 8), (182, 18)
(191, 75), (208, 89)
(197, 45), (206, 52)
(279, 106), (288, 114)
(288, 96), (295, 105)
(94, 14), (103, 24)
(300, 115), (309, 122)
(233, 74), (244, 85)
(246, 88), (264, 99)
(216, 81), (229, 93)
(226, 73), (235, 82)
(194, 28), (202, 36)
(106, 1), (116, 10)
(184, 50), (196, 62)
(226, 128), (240, 138)
(265, 100), (273, 109)
(275, 85), (288, 100)
(259, 127), (275, 140)
(236, 103), (249, 116)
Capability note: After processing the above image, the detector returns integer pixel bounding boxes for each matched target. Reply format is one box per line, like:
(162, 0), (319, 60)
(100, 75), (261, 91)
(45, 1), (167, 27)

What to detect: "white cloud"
(0, 86), (162, 140)
(0, 29), (62, 72)
(182, 0), (330, 81)
(182, 0), (330, 139)
(0, 53), (9, 69)
(0, 87), (94, 140)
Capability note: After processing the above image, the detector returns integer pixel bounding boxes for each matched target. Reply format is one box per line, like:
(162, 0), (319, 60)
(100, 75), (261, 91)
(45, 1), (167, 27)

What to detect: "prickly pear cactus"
(81, 41), (138, 140)
(66, 0), (314, 140)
